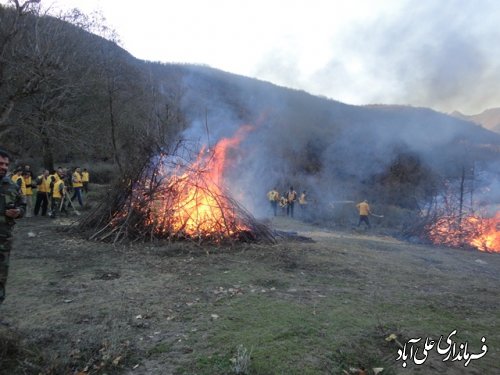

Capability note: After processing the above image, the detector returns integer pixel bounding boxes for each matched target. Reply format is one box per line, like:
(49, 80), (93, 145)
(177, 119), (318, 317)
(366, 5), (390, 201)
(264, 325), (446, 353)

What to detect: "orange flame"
(428, 212), (500, 253)
(470, 212), (500, 252)
(113, 126), (253, 241)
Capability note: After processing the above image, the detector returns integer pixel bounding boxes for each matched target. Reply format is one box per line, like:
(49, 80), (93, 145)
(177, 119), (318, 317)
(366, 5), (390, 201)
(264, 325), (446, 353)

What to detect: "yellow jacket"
(23, 175), (33, 196)
(52, 179), (65, 199)
(12, 174), (26, 196)
(287, 190), (297, 203)
(267, 190), (279, 202)
(72, 172), (83, 188)
(356, 201), (370, 216)
(37, 175), (51, 193)
(81, 171), (89, 182)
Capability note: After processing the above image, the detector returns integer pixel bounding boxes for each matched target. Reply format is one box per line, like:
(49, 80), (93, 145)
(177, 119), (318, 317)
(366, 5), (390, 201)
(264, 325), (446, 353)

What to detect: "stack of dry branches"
(79, 151), (275, 245)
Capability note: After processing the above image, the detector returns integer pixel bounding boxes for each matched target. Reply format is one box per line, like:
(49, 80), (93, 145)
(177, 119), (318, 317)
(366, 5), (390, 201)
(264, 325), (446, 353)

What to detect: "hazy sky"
(8, 0), (500, 114)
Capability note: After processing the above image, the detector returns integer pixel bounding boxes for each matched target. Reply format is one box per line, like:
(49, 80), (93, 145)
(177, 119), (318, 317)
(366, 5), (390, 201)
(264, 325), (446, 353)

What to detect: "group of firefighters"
(10, 164), (90, 219)
(1, 148), (93, 307)
(267, 186), (373, 228)
(266, 186), (307, 218)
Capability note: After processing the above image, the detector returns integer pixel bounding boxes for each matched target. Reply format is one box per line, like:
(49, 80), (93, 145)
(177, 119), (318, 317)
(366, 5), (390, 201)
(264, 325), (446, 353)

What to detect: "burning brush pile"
(426, 211), (500, 253)
(80, 131), (275, 245)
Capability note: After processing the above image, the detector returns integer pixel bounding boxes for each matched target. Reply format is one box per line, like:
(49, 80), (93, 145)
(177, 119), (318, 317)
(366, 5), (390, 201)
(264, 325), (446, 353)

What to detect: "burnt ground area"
(0, 216), (499, 374)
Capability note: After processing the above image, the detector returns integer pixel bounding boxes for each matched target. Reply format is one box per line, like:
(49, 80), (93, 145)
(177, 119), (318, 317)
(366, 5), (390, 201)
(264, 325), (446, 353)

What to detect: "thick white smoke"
(173, 65), (500, 221)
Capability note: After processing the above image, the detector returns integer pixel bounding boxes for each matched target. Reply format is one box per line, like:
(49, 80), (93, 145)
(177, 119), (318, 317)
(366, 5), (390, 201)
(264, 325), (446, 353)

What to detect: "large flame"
(427, 212), (500, 253)
(469, 212), (500, 252)
(113, 126), (253, 241)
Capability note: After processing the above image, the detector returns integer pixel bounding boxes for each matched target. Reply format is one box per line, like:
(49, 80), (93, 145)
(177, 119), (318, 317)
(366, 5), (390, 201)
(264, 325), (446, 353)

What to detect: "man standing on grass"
(71, 167), (83, 207)
(22, 169), (34, 217)
(286, 186), (297, 218)
(356, 199), (371, 228)
(34, 169), (50, 216)
(49, 171), (66, 219)
(0, 149), (26, 306)
(266, 187), (280, 216)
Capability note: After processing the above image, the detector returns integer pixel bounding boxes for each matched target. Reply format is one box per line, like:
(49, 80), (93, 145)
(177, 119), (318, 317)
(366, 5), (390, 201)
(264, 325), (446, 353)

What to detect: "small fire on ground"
(427, 212), (500, 252)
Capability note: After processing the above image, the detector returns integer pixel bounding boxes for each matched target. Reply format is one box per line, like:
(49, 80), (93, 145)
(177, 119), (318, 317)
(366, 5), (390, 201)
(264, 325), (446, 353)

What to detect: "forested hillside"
(0, 2), (186, 172)
(2, 1), (500, 223)
(451, 107), (500, 134)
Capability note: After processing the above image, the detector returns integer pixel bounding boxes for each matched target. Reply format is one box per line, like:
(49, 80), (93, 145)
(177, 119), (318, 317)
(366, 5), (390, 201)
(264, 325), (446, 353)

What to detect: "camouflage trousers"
(50, 197), (63, 218)
(0, 236), (12, 305)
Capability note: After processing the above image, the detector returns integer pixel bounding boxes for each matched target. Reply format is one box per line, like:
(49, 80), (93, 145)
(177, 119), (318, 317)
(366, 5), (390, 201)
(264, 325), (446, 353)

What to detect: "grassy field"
(0, 215), (499, 374)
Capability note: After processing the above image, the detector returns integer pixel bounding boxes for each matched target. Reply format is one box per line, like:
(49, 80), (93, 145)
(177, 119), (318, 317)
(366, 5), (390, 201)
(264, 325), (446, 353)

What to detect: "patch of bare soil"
(0, 215), (498, 374)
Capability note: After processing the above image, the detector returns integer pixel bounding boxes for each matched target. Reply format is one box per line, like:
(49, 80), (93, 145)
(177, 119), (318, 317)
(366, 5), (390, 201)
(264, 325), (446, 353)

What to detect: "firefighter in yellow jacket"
(49, 169), (61, 182)
(50, 175), (66, 219)
(71, 167), (83, 207)
(356, 200), (371, 228)
(286, 186), (297, 218)
(11, 167), (25, 192)
(34, 169), (51, 216)
(22, 169), (34, 217)
(266, 187), (280, 216)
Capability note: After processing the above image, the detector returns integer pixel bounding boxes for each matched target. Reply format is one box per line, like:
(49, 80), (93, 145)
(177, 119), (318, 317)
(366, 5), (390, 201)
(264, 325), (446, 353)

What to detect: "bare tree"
(0, 0), (42, 135)
(143, 63), (186, 145)
(1, 1), (186, 171)
(9, 8), (100, 168)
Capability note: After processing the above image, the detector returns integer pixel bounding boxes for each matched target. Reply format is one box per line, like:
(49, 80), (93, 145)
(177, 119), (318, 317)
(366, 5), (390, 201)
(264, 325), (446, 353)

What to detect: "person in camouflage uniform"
(0, 149), (26, 306)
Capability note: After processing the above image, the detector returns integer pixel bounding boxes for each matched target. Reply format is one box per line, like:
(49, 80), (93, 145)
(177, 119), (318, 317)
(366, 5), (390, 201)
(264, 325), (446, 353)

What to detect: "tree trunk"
(41, 133), (54, 171)
(108, 94), (123, 174)
(458, 165), (465, 227)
